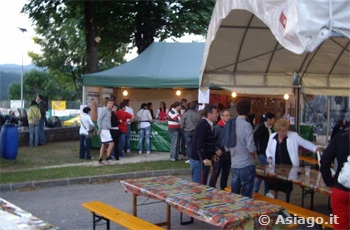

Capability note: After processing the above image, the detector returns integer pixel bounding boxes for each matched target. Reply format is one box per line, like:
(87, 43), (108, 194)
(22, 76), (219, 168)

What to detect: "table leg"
(166, 203), (171, 230)
(132, 194), (137, 216)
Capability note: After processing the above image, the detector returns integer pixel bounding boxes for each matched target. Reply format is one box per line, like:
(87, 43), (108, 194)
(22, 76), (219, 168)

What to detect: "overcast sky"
(0, 0), (39, 65)
(0, 1), (205, 65)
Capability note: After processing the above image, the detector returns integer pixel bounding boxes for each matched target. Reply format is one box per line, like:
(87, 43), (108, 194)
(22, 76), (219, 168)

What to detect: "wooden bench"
(82, 201), (164, 230)
(224, 188), (333, 229)
(299, 155), (319, 166)
(253, 193), (333, 229)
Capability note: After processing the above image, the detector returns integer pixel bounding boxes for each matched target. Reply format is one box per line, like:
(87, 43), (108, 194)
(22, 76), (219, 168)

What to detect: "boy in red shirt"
(115, 102), (134, 157)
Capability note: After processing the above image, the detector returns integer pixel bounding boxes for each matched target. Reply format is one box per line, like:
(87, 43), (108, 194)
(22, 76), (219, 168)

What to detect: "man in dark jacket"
(190, 104), (221, 185)
(209, 109), (231, 189)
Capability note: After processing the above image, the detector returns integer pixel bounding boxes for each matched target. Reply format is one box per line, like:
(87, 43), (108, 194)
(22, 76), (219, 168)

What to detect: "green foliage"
(8, 69), (77, 101)
(21, 0), (216, 101)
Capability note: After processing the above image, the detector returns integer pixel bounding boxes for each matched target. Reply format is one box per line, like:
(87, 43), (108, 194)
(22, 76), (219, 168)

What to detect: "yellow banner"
(52, 101), (66, 110)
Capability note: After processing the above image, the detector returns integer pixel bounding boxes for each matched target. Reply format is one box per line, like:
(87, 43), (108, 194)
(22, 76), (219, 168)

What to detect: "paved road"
(1, 174), (217, 230)
(1, 152), (332, 230)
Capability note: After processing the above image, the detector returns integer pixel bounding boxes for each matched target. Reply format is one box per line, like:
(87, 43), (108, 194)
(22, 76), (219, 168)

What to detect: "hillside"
(0, 64), (37, 100)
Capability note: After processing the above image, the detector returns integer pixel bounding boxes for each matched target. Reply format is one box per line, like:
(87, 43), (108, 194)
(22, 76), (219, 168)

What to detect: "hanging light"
(123, 90), (128, 96)
(284, 94), (289, 100)
(231, 92), (237, 98)
(176, 90), (181, 96)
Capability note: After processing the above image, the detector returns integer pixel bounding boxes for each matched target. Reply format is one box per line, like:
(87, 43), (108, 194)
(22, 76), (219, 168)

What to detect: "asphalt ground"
(0, 152), (332, 230)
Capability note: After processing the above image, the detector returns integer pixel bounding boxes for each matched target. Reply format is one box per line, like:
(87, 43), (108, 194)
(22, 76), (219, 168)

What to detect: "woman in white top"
(265, 118), (321, 199)
(137, 103), (153, 154)
(79, 107), (94, 160)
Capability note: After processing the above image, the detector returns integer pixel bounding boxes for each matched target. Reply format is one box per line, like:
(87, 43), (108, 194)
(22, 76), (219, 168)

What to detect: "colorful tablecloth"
(255, 165), (332, 196)
(0, 198), (59, 230)
(120, 176), (286, 229)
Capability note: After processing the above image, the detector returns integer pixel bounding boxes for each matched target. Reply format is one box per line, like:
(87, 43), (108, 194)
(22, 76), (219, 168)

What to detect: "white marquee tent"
(200, 0), (350, 97)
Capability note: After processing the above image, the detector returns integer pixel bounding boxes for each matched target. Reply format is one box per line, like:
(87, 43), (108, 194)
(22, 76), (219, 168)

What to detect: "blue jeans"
(169, 130), (179, 159)
(190, 158), (210, 185)
(183, 131), (194, 158)
(254, 154), (269, 194)
(79, 135), (91, 159)
(119, 132), (126, 157)
(138, 126), (151, 152)
(29, 124), (39, 146)
(231, 165), (256, 198)
(126, 124), (131, 151)
(209, 152), (231, 189)
(38, 118), (45, 144)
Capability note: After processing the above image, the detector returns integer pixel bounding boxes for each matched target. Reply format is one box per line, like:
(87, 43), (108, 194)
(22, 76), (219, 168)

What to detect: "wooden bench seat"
(82, 200), (163, 230)
(224, 188), (333, 229)
(253, 193), (333, 229)
(299, 155), (319, 166)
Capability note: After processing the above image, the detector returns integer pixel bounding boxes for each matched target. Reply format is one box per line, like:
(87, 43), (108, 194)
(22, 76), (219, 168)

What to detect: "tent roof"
(200, 0), (350, 96)
(83, 42), (204, 88)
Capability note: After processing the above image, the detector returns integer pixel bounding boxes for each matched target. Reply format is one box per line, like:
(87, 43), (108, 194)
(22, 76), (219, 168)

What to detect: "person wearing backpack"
(226, 99), (257, 198)
(28, 100), (41, 147)
(253, 112), (276, 197)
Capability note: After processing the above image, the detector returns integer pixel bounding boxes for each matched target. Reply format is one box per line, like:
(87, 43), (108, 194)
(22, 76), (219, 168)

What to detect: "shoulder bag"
(81, 119), (96, 138)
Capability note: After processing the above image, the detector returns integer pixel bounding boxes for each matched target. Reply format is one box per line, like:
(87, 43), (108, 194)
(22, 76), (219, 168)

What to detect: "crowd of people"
(2, 91), (346, 228)
(0, 89), (347, 228)
(80, 96), (163, 164)
(162, 97), (348, 229)
(0, 94), (56, 147)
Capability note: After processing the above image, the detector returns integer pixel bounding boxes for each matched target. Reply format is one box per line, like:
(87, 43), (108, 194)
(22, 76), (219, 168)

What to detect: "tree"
(22, 0), (128, 102)
(22, 0), (215, 101)
(91, 0), (215, 54)
(8, 69), (76, 102)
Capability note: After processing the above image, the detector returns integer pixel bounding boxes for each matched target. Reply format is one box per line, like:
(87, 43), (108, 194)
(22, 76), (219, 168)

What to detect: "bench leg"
(180, 212), (194, 225)
(93, 213), (96, 230)
(92, 212), (110, 230)
(286, 191), (291, 203)
(301, 187), (314, 210)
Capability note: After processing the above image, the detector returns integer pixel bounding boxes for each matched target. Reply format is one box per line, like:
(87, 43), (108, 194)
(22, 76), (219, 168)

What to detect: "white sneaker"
(127, 149), (130, 153)
(146, 151), (150, 154)
(139, 151), (142, 154)
(185, 160), (190, 163)
(265, 192), (275, 198)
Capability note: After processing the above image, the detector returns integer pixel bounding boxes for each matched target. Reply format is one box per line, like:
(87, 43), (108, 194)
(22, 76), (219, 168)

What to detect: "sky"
(0, 0), (205, 65)
(0, 0), (39, 65)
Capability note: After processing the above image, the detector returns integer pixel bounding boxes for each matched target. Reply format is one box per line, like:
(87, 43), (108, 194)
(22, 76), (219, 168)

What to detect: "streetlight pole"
(18, 27), (27, 116)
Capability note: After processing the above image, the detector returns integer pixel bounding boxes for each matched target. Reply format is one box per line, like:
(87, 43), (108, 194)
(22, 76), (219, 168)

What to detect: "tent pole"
(82, 86), (86, 105)
(295, 88), (300, 133)
(326, 97), (330, 145)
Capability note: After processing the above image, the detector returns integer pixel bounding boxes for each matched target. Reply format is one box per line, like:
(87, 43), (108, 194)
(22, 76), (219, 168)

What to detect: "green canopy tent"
(83, 42), (205, 88)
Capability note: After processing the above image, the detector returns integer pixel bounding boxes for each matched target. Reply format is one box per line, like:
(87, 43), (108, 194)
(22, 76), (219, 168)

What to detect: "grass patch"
(0, 141), (189, 184)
